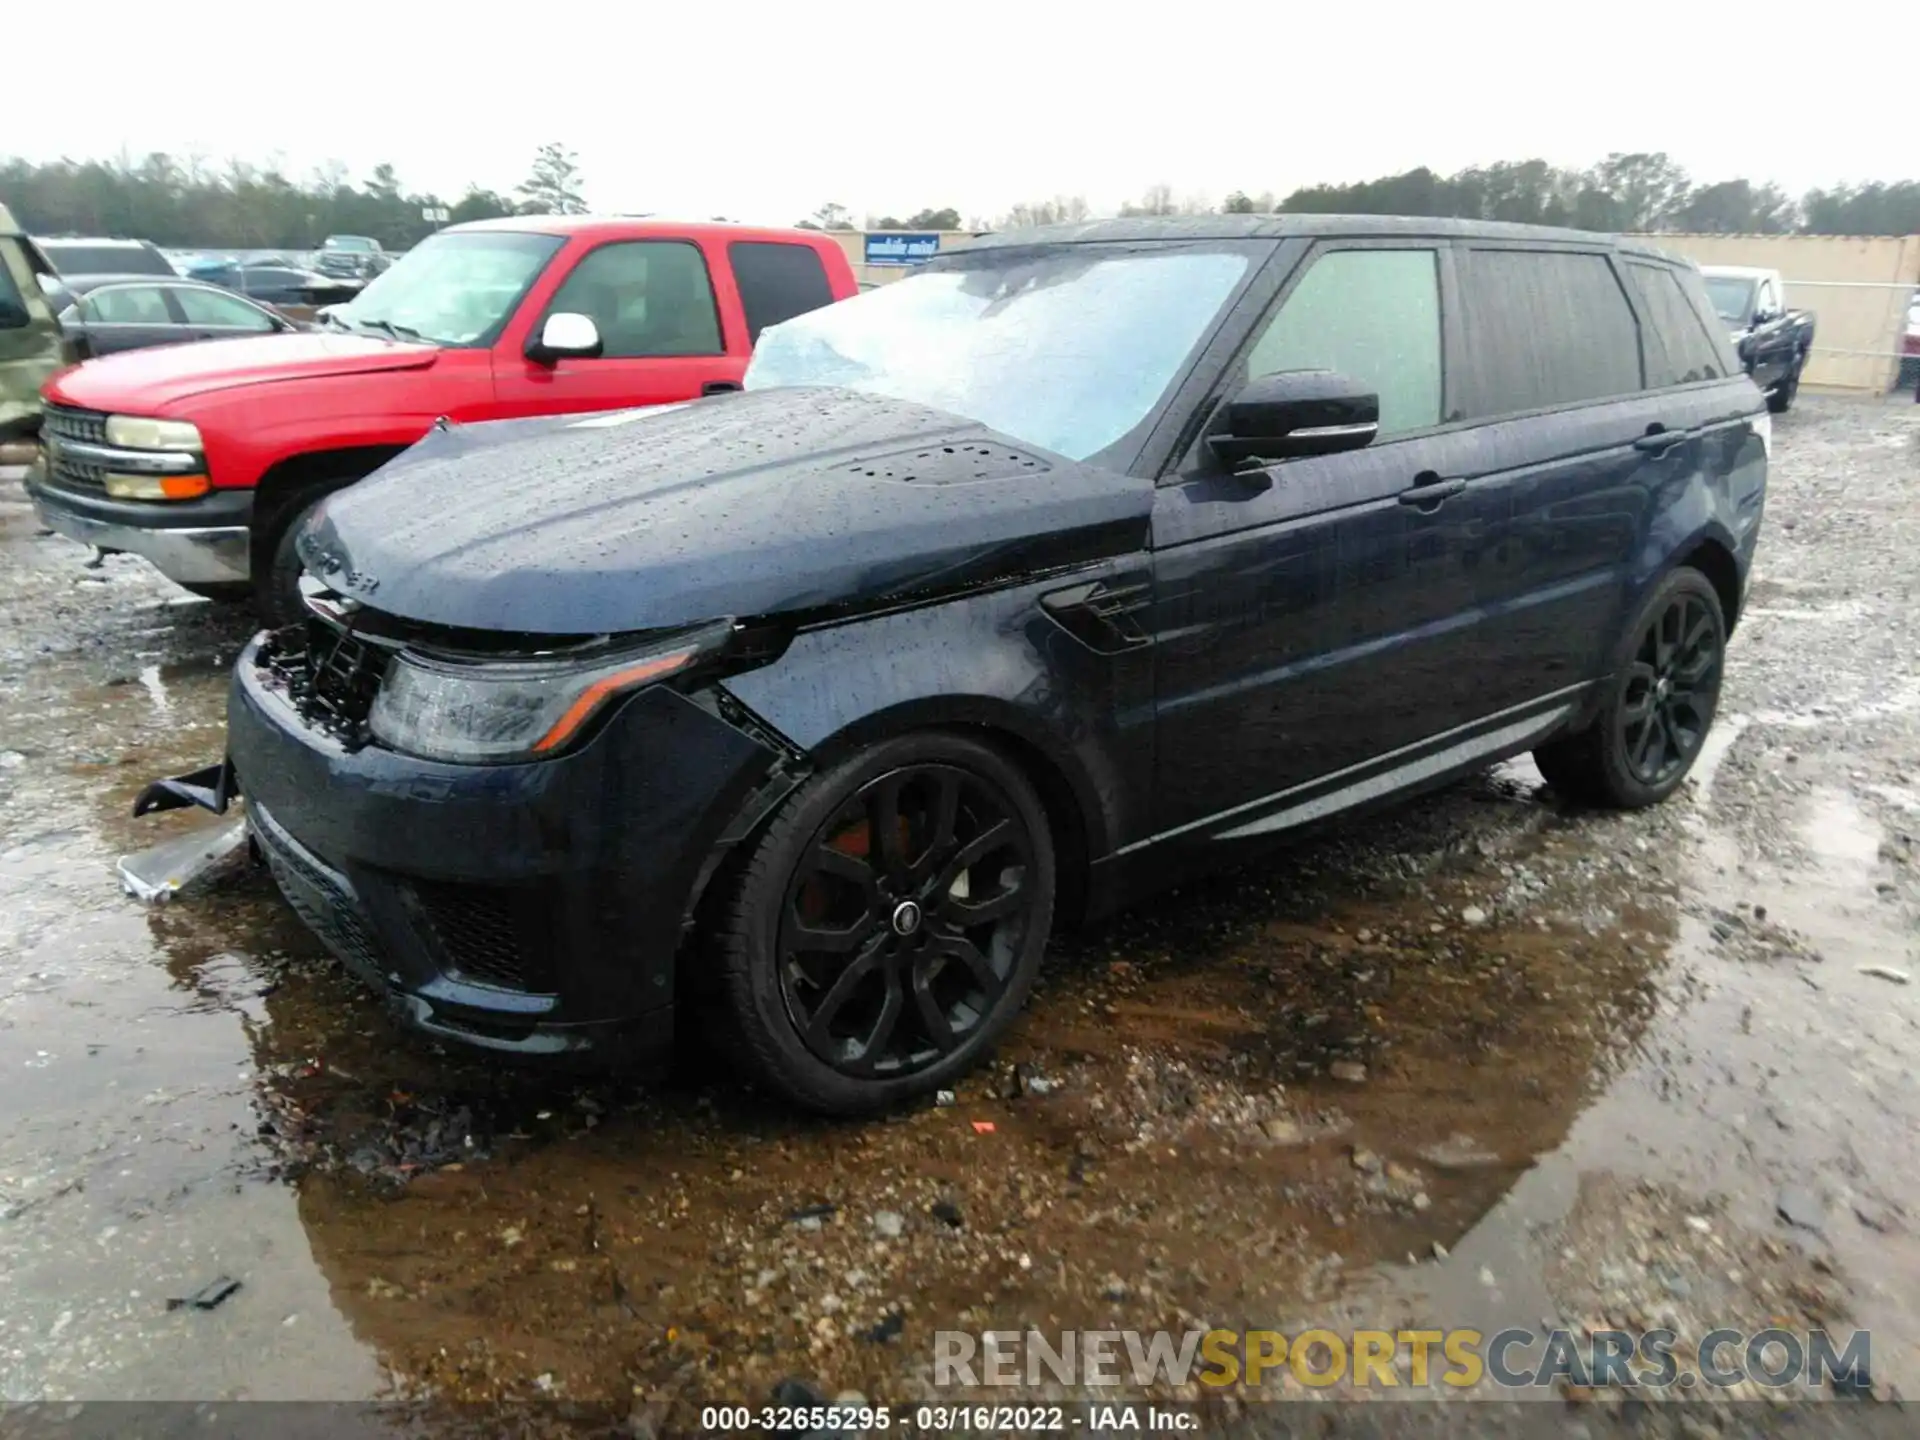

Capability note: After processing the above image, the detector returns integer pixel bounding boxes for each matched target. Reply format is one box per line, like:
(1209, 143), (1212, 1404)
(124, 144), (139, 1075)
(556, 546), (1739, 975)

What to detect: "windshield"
(333, 231), (562, 346)
(324, 236), (376, 251)
(1703, 275), (1756, 326)
(743, 244), (1254, 464)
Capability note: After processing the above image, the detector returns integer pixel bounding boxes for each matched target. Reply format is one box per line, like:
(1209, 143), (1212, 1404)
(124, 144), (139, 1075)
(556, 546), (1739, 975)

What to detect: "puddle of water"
(0, 607), (383, 1400)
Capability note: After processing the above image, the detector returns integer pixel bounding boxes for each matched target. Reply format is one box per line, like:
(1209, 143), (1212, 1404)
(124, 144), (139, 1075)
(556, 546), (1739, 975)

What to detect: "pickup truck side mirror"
(527, 312), (603, 365)
(1207, 368), (1380, 468)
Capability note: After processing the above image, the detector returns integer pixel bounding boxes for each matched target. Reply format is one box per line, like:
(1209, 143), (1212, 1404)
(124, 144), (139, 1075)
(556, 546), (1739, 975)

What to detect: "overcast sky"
(9, 0), (1907, 225)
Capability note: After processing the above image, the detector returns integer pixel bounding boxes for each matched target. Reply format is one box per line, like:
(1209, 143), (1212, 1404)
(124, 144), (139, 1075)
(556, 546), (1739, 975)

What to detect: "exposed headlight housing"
(367, 620), (735, 764)
(104, 415), (203, 452)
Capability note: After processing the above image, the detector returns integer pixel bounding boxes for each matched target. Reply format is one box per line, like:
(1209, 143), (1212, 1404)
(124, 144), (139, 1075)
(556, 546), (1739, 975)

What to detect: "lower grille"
(251, 809), (387, 983)
(408, 879), (556, 993)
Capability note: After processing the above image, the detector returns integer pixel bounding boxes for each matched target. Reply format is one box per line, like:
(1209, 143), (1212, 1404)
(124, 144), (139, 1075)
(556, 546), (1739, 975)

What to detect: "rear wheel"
(714, 732), (1055, 1114)
(1532, 568), (1726, 809)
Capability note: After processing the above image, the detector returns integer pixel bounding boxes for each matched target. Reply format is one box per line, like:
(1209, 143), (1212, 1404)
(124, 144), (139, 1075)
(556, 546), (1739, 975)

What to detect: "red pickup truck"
(26, 217), (858, 620)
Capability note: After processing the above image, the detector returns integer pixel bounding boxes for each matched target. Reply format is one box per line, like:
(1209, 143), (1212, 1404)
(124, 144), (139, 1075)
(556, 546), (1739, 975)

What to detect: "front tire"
(254, 494), (327, 627)
(1532, 568), (1727, 809)
(1767, 354), (1802, 413)
(714, 732), (1056, 1114)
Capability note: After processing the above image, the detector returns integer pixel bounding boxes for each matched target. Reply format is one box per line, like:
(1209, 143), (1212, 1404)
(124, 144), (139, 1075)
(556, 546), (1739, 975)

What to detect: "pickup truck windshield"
(333, 231), (562, 346)
(1703, 275), (1756, 325)
(743, 244), (1252, 464)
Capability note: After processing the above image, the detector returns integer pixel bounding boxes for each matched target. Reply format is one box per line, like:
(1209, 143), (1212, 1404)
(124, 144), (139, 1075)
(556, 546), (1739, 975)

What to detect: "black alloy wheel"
(1532, 567), (1726, 809)
(716, 733), (1055, 1113)
(1616, 587), (1721, 789)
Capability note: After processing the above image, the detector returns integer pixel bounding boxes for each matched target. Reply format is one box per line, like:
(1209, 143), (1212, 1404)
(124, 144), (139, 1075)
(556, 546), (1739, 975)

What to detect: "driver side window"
(1242, 248), (1442, 437)
(544, 241), (723, 359)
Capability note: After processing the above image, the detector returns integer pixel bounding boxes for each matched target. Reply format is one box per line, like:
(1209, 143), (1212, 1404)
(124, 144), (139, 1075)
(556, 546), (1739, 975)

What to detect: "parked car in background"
(188, 259), (361, 308)
(36, 236), (178, 279)
(314, 235), (391, 281)
(27, 217), (858, 619)
(1899, 287), (1920, 393)
(1, 205), (75, 464)
(39, 273), (299, 358)
(1699, 265), (1814, 412)
(135, 216), (1767, 1112)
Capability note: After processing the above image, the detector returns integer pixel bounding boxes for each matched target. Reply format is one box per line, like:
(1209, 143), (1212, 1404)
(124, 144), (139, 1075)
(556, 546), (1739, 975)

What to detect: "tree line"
(8, 146), (1920, 250)
(0, 143), (589, 252)
(981, 155), (1920, 236)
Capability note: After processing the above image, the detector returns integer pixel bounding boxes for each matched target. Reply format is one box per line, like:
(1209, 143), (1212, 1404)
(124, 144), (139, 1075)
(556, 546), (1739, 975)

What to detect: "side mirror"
(527, 312), (603, 365)
(1208, 369), (1379, 468)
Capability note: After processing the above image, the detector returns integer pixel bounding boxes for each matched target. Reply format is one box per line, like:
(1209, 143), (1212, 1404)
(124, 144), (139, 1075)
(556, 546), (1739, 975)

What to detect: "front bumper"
(223, 633), (783, 1061)
(26, 468), (253, 586)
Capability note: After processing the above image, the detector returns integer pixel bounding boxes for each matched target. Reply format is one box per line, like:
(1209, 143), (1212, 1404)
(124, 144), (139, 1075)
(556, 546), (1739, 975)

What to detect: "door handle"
(1397, 476), (1466, 508)
(1634, 426), (1693, 454)
(701, 380), (742, 396)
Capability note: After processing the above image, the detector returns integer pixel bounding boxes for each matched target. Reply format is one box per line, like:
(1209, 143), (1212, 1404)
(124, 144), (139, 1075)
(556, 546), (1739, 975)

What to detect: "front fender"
(719, 567), (1157, 871)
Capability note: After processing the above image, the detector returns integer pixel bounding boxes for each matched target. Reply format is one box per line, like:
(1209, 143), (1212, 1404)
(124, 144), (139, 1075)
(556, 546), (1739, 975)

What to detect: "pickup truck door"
(490, 236), (747, 420)
(1745, 276), (1794, 391)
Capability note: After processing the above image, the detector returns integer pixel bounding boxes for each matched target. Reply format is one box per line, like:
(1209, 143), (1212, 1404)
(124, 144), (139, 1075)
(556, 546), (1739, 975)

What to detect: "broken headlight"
(367, 620), (734, 764)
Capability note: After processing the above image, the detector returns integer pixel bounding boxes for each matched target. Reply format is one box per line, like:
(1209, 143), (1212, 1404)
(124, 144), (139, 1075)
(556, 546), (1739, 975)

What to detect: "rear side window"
(729, 241), (836, 343)
(1463, 249), (1641, 415)
(1243, 247), (1442, 436)
(81, 285), (172, 324)
(1626, 263), (1729, 388)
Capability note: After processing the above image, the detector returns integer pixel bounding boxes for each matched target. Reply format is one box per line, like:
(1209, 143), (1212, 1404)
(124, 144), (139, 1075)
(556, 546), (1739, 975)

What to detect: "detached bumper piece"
(133, 759), (238, 817)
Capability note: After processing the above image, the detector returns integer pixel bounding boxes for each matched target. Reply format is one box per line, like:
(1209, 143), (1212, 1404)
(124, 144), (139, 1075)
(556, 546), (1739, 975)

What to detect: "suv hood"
(45, 332), (437, 411)
(303, 387), (1154, 635)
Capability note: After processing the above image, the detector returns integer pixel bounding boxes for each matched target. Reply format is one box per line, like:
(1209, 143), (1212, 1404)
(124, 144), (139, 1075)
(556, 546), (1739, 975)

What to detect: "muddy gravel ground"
(1, 397), (1917, 1433)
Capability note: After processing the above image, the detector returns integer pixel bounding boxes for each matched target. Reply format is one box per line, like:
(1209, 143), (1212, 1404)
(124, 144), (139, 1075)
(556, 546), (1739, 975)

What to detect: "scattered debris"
(787, 1202), (837, 1224)
(166, 1277), (241, 1312)
(871, 1211), (904, 1238)
(116, 816), (248, 904)
(862, 1311), (904, 1344)
(1776, 1186), (1826, 1234)
(933, 1090), (956, 1108)
(1417, 1134), (1503, 1170)
(1857, 965), (1911, 985)
(969, 1120), (995, 1135)
(1327, 1060), (1368, 1084)
(930, 1199), (964, 1229)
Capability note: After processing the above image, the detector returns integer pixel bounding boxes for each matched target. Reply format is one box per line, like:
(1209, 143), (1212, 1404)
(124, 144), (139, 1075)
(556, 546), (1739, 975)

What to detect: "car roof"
(958, 214), (1692, 263)
(34, 235), (158, 248)
(443, 215), (838, 245)
(57, 272), (196, 291)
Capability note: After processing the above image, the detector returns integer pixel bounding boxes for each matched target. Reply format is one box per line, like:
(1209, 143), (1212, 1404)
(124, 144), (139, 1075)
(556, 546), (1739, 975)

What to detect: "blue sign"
(864, 232), (941, 267)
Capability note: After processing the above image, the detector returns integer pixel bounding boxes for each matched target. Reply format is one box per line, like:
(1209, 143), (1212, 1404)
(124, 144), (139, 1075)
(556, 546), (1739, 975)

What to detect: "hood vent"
(836, 440), (1051, 487)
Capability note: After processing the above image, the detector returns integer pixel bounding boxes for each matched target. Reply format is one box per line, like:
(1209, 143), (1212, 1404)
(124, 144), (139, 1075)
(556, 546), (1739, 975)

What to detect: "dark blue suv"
(140, 216), (1767, 1114)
